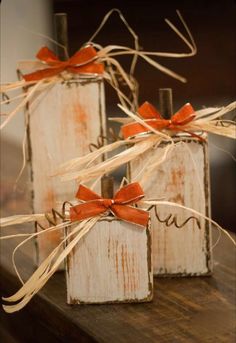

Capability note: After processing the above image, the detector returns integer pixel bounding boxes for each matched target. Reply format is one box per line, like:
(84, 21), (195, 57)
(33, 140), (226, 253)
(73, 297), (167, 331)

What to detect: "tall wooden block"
(28, 78), (106, 265)
(128, 138), (212, 276)
(66, 217), (152, 304)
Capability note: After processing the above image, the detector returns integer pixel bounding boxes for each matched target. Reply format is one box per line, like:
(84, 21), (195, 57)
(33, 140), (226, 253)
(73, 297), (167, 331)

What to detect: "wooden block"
(28, 78), (106, 265)
(128, 138), (212, 276)
(66, 217), (152, 304)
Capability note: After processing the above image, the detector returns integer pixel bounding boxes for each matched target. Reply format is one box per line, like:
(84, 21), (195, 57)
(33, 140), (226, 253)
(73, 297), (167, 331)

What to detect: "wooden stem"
(54, 13), (69, 60)
(159, 88), (173, 119)
(101, 176), (114, 198)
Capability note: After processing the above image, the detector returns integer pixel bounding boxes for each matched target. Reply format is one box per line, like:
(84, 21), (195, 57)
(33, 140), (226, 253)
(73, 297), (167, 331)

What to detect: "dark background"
(53, 0), (236, 232)
(54, 0), (236, 108)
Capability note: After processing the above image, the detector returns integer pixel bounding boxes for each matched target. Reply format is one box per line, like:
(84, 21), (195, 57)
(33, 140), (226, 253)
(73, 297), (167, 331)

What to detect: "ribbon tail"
(70, 202), (105, 222)
(68, 63), (104, 75)
(179, 128), (206, 142)
(121, 119), (168, 139)
(23, 67), (64, 81)
(112, 204), (149, 227)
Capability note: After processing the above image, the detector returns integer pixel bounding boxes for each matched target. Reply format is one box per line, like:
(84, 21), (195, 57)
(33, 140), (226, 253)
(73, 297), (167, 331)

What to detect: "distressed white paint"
(28, 78), (106, 265)
(129, 139), (212, 276)
(66, 218), (152, 303)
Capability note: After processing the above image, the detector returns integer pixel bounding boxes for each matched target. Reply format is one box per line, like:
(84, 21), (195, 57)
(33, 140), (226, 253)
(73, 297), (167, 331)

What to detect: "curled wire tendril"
(147, 205), (201, 229)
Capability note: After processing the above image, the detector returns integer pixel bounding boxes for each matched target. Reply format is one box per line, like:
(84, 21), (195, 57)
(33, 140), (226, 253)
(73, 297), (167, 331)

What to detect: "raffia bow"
(23, 45), (104, 81)
(70, 182), (149, 227)
(121, 101), (197, 138)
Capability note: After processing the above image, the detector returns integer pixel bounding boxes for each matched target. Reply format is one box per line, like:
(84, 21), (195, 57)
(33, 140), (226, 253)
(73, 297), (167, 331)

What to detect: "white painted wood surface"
(28, 78), (106, 265)
(66, 218), (152, 304)
(129, 138), (212, 276)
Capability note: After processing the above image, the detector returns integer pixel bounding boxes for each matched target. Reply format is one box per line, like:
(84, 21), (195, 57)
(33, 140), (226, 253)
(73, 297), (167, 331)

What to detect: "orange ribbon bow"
(70, 182), (149, 227)
(23, 45), (104, 81)
(121, 101), (197, 139)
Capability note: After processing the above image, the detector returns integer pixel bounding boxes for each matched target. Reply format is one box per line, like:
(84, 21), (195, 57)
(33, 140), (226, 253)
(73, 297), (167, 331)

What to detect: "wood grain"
(66, 217), (153, 303)
(28, 78), (106, 265)
(129, 138), (212, 276)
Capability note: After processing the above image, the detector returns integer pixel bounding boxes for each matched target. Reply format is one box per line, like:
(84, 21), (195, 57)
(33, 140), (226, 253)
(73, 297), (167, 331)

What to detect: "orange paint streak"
(120, 244), (138, 294)
(165, 168), (185, 204)
(171, 193), (184, 205)
(107, 236), (111, 259)
(171, 169), (185, 188)
(115, 240), (119, 277)
(59, 91), (90, 156)
(73, 103), (88, 136)
(131, 251), (138, 292)
(121, 244), (126, 294)
(44, 189), (55, 209)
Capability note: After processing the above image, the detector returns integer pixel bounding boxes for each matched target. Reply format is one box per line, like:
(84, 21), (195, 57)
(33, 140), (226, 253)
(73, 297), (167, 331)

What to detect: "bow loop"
(138, 101), (161, 119)
(36, 47), (60, 64)
(171, 103), (195, 125)
(76, 184), (101, 201)
(68, 46), (97, 65)
(114, 182), (145, 204)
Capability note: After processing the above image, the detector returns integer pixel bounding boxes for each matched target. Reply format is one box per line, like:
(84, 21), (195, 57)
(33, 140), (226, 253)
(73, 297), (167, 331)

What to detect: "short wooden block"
(66, 217), (153, 304)
(128, 138), (212, 276)
(28, 78), (106, 265)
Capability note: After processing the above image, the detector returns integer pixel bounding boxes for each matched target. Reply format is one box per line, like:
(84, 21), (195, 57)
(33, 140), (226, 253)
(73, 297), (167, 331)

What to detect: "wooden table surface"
(0, 140), (236, 343)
